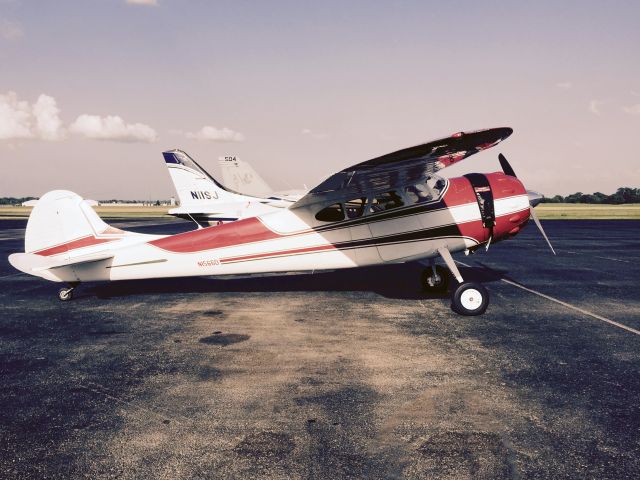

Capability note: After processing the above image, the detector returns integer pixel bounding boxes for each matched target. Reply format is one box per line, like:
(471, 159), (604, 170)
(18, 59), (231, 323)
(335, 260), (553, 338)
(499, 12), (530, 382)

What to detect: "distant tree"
(541, 187), (639, 204)
(542, 195), (564, 203)
(0, 197), (37, 205)
(564, 192), (584, 203)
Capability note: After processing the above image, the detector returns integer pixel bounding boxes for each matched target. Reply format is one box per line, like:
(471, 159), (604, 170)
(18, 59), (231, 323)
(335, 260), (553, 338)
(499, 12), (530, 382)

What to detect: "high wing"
(292, 127), (512, 207)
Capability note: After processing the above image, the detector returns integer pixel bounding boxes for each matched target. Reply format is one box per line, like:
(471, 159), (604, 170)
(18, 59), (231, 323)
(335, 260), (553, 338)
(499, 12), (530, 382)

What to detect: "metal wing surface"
(292, 127), (512, 207)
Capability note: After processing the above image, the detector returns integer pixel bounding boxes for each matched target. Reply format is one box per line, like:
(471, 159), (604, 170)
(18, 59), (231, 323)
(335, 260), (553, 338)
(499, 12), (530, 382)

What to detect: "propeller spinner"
(498, 153), (556, 255)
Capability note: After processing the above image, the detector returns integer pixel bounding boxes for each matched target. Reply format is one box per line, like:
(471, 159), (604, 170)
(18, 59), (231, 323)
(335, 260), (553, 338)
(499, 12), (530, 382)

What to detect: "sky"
(1, 0), (639, 199)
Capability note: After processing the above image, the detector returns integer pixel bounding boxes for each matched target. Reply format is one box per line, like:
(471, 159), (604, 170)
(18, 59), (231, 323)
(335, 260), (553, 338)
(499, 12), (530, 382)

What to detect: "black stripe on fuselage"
(221, 222), (477, 264)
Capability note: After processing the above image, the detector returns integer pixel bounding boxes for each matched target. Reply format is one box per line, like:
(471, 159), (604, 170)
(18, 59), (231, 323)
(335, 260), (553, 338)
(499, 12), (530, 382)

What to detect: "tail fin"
(218, 155), (273, 198)
(163, 150), (255, 208)
(24, 190), (119, 255)
(9, 190), (123, 281)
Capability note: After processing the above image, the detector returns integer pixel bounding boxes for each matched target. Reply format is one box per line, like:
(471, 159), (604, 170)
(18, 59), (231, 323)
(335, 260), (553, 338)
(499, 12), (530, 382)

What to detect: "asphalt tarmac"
(1, 218), (639, 479)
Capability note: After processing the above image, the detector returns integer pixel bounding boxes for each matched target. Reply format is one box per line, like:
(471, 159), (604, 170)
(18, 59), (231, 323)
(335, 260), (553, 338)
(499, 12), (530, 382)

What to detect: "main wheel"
(58, 287), (74, 302)
(451, 282), (489, 316)
(421, 265), (449, 293)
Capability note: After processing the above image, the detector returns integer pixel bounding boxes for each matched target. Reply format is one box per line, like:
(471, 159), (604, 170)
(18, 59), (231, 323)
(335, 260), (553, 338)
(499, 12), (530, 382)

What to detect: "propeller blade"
(529, 207), (556, 255)
(498, 153), (517, 177)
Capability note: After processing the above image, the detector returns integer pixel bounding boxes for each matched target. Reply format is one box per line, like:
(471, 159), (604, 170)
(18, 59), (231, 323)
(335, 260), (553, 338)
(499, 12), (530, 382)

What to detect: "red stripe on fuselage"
(148, 217), (280, 253)
(34, 236), (117, 257)
(221, 244), (336, 263)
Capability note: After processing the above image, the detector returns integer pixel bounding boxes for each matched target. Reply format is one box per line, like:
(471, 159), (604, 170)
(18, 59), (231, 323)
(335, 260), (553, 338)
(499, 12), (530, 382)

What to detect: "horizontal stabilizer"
(9, 251), (115, 274)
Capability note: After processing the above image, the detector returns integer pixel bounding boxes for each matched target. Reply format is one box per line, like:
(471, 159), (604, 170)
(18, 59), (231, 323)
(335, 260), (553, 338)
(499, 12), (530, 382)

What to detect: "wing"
(292, 127), (512, 207)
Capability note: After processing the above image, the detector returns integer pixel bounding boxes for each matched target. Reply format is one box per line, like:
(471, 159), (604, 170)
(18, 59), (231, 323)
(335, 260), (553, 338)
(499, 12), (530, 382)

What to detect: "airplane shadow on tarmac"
(88, 262), (509, 301)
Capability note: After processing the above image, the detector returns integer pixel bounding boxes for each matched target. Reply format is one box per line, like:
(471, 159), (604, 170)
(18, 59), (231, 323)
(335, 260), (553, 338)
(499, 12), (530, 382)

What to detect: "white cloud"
(631, 90), (640, 97)
(186, 126), (244, 142)
(0, 92), (32, 140)
(125, 0), (158, 6)
(301, 128), (328, 139)
(33, 94), (65, 140)
(69, 114), (157, 142)
(588, 100), (603, 115)
(0, 18), (23, 41)
(622, 104), (640, 116)
(556, 81), (572, 89)
(0, 91), (65, 141)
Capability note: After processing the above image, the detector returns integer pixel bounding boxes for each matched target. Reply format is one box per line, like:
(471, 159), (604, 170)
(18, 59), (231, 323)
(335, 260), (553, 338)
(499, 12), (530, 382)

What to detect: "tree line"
(542, 187), (640, 204)
(0, 197), (37, 205)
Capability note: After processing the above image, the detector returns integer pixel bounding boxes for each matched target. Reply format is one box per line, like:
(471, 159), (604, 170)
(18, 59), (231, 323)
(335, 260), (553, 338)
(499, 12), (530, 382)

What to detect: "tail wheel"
(421, 265), (449, 293)
(58, 287), (74, 302)
(451, 282), (489, 316)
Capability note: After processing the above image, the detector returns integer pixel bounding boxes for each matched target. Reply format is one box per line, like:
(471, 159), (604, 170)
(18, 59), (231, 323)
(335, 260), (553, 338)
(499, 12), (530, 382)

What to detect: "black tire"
(451, 282), (489, 316)
(421, 265), (450, 293)
(58, 288), (73, 302)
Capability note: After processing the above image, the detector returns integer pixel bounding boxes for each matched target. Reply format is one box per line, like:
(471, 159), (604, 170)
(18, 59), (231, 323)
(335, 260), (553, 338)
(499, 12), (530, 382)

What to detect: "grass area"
(535, 203), (640, 220)
(0, 205), (171, 220)
(1, 203), (639, 220)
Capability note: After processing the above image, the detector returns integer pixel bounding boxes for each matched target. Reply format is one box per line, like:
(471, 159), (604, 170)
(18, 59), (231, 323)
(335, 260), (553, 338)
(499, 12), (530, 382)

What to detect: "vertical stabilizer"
(24, 190), (113, 254)
(163, 150), (254, 208)
(219, 155), (273, 198)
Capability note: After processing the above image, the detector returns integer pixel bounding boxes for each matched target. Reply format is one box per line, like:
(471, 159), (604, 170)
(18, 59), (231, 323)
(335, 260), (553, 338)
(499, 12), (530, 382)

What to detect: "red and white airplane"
(8, 127), (554, 315)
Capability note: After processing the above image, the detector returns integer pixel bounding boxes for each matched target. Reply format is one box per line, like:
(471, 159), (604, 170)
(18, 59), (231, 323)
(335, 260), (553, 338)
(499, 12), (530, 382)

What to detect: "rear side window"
(370, 191), (404, 213)
(315, 203), (344, 222)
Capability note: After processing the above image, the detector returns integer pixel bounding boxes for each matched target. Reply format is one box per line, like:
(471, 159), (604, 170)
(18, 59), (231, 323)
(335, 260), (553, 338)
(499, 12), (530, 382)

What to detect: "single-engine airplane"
(163, 150), (301, 226)
(219, 155), (304, 201)
(9, 127), (555, 315)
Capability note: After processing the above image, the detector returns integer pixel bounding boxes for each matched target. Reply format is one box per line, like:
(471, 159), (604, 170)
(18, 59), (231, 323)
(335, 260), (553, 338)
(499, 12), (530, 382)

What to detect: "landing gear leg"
(421, 261), (449, 293)
(437, 247), (489, 316)
(58, 282), (79, 302)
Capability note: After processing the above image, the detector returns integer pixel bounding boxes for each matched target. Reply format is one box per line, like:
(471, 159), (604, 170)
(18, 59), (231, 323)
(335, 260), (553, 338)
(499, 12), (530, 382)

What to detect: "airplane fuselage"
(30, 172), (530, 284)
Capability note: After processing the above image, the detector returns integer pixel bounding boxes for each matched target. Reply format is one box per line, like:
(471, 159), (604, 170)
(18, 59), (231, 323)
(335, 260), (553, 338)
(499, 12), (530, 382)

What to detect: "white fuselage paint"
(35, 193), (530, 284)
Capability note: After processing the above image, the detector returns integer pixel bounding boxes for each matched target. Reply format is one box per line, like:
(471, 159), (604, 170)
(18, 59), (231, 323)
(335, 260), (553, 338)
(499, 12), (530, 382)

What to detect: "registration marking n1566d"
(197, 258), (220, 267)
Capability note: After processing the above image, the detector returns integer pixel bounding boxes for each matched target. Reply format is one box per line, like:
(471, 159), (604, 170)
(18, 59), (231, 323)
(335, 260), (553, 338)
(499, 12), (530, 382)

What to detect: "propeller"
(498, 153), (516, 177)
(499, 153), (556, 255)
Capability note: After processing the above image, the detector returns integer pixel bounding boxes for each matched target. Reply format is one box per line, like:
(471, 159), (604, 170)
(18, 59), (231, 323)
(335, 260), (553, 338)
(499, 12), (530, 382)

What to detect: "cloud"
(631, 90), (640, 97)
(125, 0), (158, 6)
(622, 104), (640, 116)
(588, 100), (603, 115)
(301, 128), (328, 139)
(186, 126), (244, 142)
(69, 114), (157, 142)
(0, 91), (65, 141)
(556, 81), (572, 89)
(0, 18), (23, 40)
(33, 95), (65, 140)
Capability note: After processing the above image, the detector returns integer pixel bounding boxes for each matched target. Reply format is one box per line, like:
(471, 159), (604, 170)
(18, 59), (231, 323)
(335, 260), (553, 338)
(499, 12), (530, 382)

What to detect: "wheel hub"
(460, 288), (482, 310)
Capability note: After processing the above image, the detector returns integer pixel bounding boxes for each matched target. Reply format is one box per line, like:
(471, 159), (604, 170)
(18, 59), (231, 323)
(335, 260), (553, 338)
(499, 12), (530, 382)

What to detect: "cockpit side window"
(315, 203), (345, 222)
(404, 183), (432, 204)
(345, 197), (366, 219)
(404, 176), (446, 205)
(370, 191), (404, 213)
